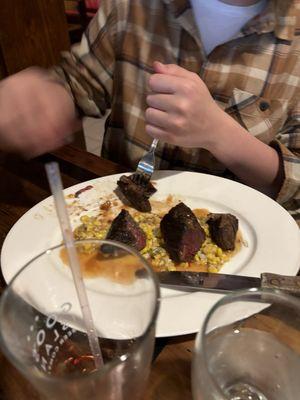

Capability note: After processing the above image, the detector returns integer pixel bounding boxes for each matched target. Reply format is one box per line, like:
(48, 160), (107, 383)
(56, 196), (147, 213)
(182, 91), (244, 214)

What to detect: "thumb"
(153, 61), (194, 79)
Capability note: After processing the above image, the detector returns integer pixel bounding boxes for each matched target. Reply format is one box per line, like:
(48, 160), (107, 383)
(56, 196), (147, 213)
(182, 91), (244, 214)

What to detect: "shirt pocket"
(225, 88), (289, 144)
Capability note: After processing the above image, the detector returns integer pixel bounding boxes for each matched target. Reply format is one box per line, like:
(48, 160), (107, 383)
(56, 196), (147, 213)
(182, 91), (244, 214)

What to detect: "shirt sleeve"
(51, 1), (119, 118)
(271, 100), (300, 207)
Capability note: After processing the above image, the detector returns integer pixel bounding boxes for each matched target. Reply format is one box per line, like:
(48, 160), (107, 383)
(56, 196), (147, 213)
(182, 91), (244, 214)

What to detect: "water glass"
(0, 239), (160, 399)
(192, 288), (300, 400)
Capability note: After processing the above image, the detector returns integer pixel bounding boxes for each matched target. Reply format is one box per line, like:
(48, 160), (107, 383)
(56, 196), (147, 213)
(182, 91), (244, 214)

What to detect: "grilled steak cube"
(106, 209), (146, 251)
(117, 175), (157, 212)
(160, 202), (206, 263)
(207, 213), (238, 251)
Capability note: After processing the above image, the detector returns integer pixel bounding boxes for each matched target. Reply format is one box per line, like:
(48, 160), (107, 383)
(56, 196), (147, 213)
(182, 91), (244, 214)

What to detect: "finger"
(14, 106), (63, 156)
(24, 125), (67, 158)
(145, 107), (171, 130)
(146, 93), (177, 112)
(149, 72), (192, 94)
(145, 123), (171, 142)
(0, 111), (31, 153)
(153, 61), (197, 80)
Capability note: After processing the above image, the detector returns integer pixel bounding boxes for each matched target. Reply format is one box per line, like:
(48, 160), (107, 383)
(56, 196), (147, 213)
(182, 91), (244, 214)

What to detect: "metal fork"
(131, 138), (159, 185)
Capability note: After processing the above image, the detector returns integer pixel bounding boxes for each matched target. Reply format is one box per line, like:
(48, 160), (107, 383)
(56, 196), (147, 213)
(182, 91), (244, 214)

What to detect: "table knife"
(157, 271), (300, 296)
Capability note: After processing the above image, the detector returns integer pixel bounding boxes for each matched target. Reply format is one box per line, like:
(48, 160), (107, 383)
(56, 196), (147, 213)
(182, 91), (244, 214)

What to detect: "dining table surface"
(0, 144), (299, 400)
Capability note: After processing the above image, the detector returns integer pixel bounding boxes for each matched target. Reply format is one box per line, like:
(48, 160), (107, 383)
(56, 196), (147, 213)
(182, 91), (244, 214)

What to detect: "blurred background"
(0, 0), (106, 155)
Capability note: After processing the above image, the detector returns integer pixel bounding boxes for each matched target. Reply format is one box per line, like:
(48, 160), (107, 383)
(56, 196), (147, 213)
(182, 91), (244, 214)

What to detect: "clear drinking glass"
(192, 288), (300, 400)
(0, 239), (160, 400)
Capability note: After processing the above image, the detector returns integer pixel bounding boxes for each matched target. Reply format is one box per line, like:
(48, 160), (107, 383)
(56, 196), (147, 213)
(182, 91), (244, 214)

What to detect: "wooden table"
(0, 146), (299, 400)
(0, 145), (195, 399)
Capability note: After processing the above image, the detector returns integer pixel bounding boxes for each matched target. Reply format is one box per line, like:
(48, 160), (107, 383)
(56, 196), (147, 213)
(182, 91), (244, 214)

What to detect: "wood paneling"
(0, 0), (70, 75)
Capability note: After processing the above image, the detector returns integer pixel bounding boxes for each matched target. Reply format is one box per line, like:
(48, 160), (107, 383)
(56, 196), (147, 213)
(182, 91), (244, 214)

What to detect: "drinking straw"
(45, 162), (103, 369)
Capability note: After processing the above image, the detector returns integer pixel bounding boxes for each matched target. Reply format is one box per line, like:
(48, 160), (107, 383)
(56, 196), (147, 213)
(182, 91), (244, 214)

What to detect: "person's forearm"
(207, 111), (284, 198)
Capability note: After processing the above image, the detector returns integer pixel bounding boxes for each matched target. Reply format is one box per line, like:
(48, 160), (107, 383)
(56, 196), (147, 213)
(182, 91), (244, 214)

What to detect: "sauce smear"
(60, 248), (141, 284)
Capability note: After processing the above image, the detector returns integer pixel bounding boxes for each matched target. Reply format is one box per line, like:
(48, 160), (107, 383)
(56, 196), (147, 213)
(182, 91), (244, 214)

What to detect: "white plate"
(1, 171), (300, 337)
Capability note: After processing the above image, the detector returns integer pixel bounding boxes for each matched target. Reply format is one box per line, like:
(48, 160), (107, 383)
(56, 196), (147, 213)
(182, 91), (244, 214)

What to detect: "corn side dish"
(73, 207), (242, 273)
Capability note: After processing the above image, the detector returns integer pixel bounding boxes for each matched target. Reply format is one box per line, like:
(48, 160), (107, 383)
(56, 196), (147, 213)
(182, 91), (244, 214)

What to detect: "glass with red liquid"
(0, 240), (160, 399)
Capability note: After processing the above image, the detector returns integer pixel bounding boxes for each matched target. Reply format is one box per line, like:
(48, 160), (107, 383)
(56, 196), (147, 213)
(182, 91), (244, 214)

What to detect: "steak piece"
(207, 213), (238, 251)
(117, 175), (156, 212)
(160, 202), (206, 263)
(106, 209), (146, 251)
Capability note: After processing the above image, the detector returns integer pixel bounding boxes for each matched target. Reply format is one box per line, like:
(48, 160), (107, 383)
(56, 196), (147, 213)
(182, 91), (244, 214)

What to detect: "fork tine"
(131, 173), (140, 184)
(133, 138), (159, 186)
(139, 173), (150, 186)
(131, 172), (147, 186)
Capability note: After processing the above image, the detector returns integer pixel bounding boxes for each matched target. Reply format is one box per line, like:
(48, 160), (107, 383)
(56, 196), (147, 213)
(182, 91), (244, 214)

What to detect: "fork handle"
(149, 138), (159, 153)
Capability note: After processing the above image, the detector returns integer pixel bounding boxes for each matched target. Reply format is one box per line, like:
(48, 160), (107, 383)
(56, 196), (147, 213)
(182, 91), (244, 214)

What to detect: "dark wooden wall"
(0, 0), (70, 76)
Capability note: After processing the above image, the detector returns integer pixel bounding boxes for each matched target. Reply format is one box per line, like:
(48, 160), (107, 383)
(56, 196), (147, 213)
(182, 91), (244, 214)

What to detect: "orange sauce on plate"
(60, 248), (141, 284)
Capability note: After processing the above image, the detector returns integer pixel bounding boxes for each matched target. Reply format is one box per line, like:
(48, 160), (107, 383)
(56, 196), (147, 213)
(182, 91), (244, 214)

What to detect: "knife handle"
(261, 273), (300, 296)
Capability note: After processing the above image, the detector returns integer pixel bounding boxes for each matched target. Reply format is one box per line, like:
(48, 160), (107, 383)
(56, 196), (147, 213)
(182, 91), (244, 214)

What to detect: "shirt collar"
(161, 0), (191, 17)
(161, 0), (203, 50)
(242, 0), (298, 41)
(162, 0), (298, 41)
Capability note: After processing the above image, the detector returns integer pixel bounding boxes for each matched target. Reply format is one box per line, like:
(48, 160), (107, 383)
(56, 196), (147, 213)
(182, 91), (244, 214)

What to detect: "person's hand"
(146, 62), (283, 198)
(145, 61), (227, 149)
(0, 68), (80, 158)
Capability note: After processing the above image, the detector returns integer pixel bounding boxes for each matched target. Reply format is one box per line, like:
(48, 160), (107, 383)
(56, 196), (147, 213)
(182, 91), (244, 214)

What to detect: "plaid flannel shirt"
(55, 0), (300, 224)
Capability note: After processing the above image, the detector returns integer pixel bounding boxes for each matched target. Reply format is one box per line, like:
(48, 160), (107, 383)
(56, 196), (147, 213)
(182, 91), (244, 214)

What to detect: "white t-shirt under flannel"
(191, 0), (267, 54)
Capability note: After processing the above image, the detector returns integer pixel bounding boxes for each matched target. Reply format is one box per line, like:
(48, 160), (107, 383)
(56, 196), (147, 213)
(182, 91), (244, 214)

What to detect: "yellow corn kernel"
(216, 248), (223, 256)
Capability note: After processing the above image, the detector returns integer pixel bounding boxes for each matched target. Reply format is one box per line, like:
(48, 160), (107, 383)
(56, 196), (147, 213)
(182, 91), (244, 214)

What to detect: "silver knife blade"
(157, 271), (300, 295)
(158, 271), (260, 293)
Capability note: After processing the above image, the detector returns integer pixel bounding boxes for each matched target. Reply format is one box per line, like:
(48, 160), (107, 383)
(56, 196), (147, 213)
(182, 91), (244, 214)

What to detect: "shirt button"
(259, 101), (270, 111)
